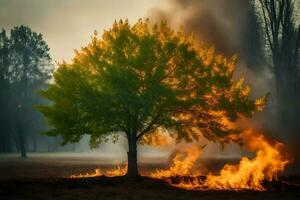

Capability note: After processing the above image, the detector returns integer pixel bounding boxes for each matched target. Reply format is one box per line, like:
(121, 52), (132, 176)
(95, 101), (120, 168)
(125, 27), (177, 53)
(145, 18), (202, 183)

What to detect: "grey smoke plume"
(148, 0), (277, 128)
(148, 0), (265, 70)
(148, 0), (273, 124)
(146, 0), (291, 162)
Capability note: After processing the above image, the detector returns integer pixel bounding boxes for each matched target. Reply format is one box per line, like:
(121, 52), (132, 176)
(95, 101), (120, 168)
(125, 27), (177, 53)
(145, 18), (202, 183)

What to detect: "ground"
(0, 153), (300, 200)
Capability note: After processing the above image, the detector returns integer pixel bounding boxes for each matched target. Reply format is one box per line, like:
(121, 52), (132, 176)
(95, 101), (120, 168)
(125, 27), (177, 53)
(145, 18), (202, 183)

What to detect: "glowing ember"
(69, 164), (127, 178)
(151, 130), (291, 191)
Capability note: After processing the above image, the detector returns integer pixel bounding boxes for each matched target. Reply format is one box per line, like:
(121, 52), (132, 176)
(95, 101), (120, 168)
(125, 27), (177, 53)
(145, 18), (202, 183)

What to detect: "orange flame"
(150, 145), (204, 178)
(69, 163), (127, 178)
(151, 130), (291, 191)
(202, 130), (290, 190)
(68, 129), (291, 191)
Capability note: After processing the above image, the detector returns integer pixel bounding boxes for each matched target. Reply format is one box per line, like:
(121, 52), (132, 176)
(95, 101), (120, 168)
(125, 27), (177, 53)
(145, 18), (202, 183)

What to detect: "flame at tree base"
(150, 130), (291, 191)
(68, 130), (291, 191)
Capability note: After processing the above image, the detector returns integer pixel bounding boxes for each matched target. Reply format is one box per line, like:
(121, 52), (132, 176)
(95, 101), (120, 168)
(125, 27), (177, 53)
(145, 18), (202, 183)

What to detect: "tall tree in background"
(0, 26), (53, 157)
(258, 0), (300, 133)
(241, 0), (265, 71)
(38, 19), (266, 178)
(0, 30), (13, 152)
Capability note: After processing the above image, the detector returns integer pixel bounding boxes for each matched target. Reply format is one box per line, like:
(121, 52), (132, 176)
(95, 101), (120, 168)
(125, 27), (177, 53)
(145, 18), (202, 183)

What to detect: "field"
(0, 153), (300, 200)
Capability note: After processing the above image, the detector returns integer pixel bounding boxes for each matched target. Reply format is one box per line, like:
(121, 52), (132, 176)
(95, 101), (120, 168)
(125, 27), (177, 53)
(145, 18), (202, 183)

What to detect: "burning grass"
(150, 130), (291, 191)
(68, 129), (292, 191)
(0, 152), (299, 200)
(69, 164), (127, 178)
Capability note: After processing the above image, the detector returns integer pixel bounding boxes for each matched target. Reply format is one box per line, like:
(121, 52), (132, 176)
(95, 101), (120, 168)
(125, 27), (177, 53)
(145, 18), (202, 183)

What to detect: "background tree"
(258, 0), (300, 132)
(7, 25), (53, 157)
(38, 19), (266, 178)
(0, 29), (13, 152)
(241, 0), (265, 71)
(257, 0), (300, 172)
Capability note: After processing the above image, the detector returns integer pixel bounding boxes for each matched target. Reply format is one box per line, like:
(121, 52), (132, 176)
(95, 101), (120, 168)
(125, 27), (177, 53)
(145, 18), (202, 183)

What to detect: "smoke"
(149, 0), (250, 55)
(147, 0), (276, 131)
(147, 0), (273, 103)
(145, 0), (298, 171)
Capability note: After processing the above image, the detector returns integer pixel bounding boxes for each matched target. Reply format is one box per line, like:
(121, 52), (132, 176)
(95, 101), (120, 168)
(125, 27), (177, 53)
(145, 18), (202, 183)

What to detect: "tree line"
(258, 0), (300, 134)
(0, 26), (56, 157)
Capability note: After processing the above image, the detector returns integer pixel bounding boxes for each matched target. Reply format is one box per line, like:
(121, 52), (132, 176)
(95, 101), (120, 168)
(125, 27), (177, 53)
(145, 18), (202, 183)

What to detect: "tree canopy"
(38, 19), (266, 177)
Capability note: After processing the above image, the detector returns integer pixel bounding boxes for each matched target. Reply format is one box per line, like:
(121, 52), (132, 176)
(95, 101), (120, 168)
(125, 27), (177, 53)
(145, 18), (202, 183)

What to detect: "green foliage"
(38, 19), (266, 147)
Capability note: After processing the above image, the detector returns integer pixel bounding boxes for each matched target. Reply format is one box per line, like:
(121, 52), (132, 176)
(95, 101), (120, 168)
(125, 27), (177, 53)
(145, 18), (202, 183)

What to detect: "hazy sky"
(0, 0), (164, 62)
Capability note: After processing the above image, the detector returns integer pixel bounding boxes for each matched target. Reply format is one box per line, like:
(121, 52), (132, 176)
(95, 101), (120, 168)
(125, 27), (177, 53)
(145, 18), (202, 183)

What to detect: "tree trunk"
(126, 133), (138, 178)
(15, 114), (27, 158)
(19, 131), (27, 158)
(32, 134), (37, 152)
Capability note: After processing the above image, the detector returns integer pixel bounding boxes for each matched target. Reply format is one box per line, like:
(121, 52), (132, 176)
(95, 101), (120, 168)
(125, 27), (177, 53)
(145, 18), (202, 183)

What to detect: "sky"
(0, 0), (165, 62)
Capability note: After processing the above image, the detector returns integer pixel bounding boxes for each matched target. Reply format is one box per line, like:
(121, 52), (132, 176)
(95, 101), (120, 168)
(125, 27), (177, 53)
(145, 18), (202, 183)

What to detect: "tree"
(258, 0), (300, 132)
(0, 29), (13, 153)
(8, 25), (53, 157)
(38, 19), (266, 178)
(241, 0), (265, 71)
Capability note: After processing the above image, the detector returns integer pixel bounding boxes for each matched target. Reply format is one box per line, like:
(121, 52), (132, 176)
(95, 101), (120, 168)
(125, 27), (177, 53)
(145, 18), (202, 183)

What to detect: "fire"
(69, 164), (127, 178)
(151, 129), (291, 191)
(67, 129), (291, 191)
(151, 145), (204, 178)
(202, 130), (290, 190)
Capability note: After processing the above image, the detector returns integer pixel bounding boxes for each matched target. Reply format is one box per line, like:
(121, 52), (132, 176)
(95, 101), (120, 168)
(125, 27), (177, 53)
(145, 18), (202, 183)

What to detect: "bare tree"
(258, 0), (300, 131)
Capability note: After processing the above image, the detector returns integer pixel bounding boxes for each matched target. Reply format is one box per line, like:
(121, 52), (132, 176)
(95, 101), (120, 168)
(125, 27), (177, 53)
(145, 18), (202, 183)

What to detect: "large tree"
(38, 19), (265, 178)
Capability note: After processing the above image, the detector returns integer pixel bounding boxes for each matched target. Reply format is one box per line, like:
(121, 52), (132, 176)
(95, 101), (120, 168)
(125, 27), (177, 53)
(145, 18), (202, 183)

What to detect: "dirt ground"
(0, 153), (300, 200)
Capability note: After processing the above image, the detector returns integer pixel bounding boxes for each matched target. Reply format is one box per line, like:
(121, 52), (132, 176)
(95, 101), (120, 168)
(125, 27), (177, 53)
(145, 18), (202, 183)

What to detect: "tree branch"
(136, 121), (156, 140)
(259, 0), (274, 52)
(136, 115), (160, 140)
